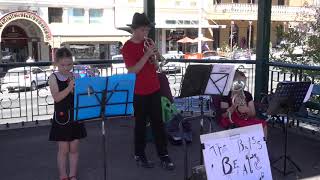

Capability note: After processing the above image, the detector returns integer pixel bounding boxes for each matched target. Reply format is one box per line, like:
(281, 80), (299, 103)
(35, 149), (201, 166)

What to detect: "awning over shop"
(52, 36), (130, 48)
(49, 24), (131, 48)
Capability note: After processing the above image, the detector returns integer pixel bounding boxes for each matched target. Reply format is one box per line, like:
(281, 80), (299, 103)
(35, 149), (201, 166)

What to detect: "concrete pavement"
(0, 117), (320, 180)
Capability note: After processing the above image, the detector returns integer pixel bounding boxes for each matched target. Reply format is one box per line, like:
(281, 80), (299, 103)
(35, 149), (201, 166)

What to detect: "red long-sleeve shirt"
(121, 40), (160, 95)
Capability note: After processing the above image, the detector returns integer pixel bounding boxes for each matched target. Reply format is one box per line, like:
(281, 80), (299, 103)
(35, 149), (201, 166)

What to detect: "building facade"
(0, 0), (131, 63)
(115, 0), (316, 54)
(0, 0), (316, 63)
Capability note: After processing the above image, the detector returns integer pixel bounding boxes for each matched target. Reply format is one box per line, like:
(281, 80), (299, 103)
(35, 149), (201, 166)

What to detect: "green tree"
(271, 6), (319, 65)
(270, 5), (320, 78)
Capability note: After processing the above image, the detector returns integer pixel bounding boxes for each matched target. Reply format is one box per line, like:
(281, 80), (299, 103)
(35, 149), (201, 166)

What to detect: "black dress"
(49, 73), (87, 142)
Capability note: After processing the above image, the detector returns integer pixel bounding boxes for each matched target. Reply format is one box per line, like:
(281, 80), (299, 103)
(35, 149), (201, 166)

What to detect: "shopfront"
(0, 11), (52, 62)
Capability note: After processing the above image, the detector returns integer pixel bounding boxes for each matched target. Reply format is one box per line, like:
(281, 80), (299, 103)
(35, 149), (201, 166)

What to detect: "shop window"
(278, 0), (285, 5)
(69, 44), (100, 59)
(48, 8), (63, 23)
(89, 9), (103, 24)
(70, 8), (85, 23)
(165, 20), (176, 24)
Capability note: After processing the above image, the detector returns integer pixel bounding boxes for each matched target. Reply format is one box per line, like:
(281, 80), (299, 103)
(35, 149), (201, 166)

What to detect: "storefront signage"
(0, 11), (52, 43)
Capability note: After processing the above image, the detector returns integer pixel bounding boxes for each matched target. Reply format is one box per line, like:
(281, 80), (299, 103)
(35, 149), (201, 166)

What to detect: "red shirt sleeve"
(121, 43), (136, 68)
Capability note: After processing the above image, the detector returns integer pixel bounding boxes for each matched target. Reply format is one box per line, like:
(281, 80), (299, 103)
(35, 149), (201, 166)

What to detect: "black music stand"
(74, 74), (135, 180)
(178, 64), (235, 180)
(267, 81), (311, 176)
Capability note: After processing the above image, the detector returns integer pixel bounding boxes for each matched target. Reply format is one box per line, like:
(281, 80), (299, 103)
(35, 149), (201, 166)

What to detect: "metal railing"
(0, 59), (319, 126)
(206, 3), (315, 14)
(205, 3), (315, 21)
(269, 61), (320, 92)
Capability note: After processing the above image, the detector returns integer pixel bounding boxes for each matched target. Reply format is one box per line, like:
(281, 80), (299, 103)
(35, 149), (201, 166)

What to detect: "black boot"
(134, 155), (155, 168)
(160, 155), (175, 170)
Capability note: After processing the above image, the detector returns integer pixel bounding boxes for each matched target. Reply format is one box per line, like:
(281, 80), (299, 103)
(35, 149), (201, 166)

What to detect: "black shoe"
(160, 155), (175, 170)
(134, 155), (154, 168)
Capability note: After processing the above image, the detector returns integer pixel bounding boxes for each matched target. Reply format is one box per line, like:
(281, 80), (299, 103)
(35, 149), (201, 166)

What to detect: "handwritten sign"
(200, 124), (272, 180)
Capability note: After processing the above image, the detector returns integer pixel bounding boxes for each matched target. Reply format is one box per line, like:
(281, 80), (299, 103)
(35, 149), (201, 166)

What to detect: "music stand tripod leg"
(102, 120), (107, 180)
(101, 78), (108, 180)
(199, 97), (204, 165)
(272, 114), (301, 176)
(285, 114), (301, 173)
(284, 114), (301, 175)
(180, 118), (189, 180)
(198, 96), (214, 165)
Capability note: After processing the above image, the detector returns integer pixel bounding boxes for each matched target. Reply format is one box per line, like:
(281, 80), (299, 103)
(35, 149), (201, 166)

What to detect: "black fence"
(0, 59), (319, 126)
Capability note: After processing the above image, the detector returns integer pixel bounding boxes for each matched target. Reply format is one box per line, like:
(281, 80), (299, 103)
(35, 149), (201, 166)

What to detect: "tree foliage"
(271, 6), (320, 66)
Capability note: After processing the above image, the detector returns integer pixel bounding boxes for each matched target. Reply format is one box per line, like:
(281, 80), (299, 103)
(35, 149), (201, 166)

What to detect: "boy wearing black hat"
(121, 12), (175, 170)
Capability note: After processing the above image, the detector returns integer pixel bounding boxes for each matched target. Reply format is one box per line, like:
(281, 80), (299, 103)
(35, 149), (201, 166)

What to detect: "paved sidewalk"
(0, 118), (320, 180)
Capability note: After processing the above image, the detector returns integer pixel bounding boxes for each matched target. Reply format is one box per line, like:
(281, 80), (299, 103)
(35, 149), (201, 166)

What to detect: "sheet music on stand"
(72, 74), (135, 180)
(267, 81), (311, 115)
(74, 75), (135, 121)
(179, 64), (236, 98)
(204, 64), (236, 96)
(179, 65), (213, 98)
(178, 64), (236, 180)
(303, 84), (314, 103)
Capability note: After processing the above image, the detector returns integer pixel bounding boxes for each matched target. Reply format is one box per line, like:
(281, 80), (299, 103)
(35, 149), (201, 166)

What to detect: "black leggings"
(133, 90), (168, 157)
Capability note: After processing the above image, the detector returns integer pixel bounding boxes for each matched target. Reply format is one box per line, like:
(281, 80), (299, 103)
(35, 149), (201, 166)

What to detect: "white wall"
(62, 8), (69, 24)
(102, 8), (115, 26)
(38, 7), (49, 24)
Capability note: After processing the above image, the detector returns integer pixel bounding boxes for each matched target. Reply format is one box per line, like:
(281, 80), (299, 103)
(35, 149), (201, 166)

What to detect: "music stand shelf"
(74, 74), (135, 180)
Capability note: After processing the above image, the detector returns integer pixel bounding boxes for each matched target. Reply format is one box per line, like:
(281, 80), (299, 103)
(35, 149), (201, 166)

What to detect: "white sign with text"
(200, 124), (272, 180)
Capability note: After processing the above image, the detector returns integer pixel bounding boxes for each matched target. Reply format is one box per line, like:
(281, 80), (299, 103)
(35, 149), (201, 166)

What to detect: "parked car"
(162, 52), (184, 59)
(2, 67), (49, 92)
(110, 55), (127, 74)
(161, 62), (182, 74)
(231, 49), (252, 60)
(111, 55), (126, 68)
(73, 65), (100, 77)
(1, 51), (15, 63)
(202, 50), (227, 60)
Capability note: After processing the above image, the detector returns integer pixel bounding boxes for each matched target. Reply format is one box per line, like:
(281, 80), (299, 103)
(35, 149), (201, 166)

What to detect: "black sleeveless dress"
(49, 73), (87, 141)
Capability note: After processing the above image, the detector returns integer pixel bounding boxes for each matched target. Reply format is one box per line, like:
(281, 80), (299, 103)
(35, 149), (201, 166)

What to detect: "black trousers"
(133, 90), (168, 157)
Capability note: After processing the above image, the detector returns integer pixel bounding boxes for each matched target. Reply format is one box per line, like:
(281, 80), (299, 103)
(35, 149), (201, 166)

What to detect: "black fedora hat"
(127, 12), (155, 29)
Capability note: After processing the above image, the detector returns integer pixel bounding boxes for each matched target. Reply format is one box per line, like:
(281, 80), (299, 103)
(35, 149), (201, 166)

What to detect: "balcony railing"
(205, 3), (316, 21)
(0, 59), (319, 126)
